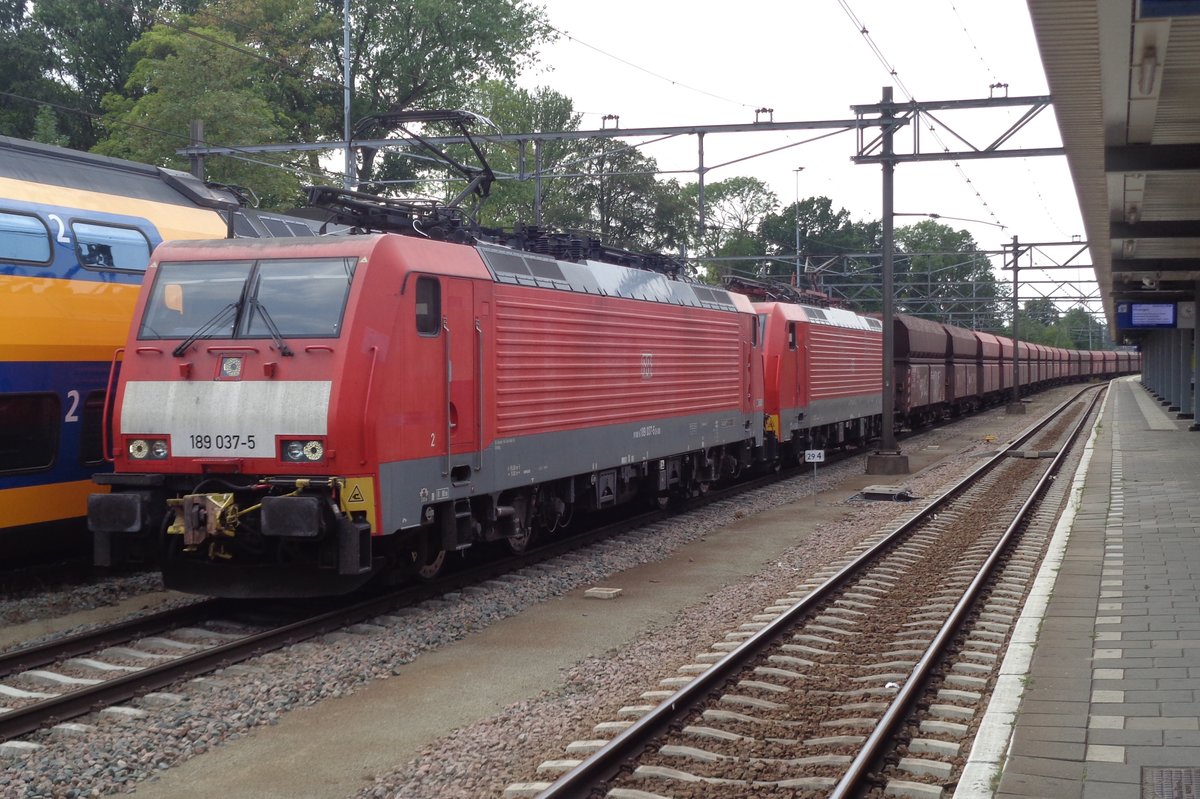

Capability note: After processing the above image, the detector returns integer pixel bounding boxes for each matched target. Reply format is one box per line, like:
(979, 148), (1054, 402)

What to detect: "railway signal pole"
(1007, 235), (1027, 414)
(852, 90), (1062, 473)
(866, 88), (910, 476)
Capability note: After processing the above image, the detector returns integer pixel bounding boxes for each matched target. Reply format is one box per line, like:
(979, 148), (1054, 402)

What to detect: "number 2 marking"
(48, 214), (71, 245)
(430, 433), (436, 448)
(65, 389), (80, 422)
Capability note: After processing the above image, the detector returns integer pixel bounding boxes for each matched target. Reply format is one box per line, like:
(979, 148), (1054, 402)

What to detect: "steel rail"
(0, 467), (770, 743)
(0, 599), (225, 678)
(830, 384), (1103, 797)
(534, 384), (1102, 799)
(0, 385), (1093, 747)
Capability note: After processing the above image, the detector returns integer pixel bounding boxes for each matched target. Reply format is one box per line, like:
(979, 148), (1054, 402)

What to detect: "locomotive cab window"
(787, 322), (797, 350)
(0, 393), (59, 474)
(0, 211), (51, 264)
(72, 222), (151, 272)
(242, 258), (355, 338)
(139, 257), (355, 341)
(415, 276), (441, 335)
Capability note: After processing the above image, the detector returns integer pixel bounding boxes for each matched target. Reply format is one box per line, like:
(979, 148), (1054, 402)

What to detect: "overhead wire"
(834, 0), (1006, 231)
(544, 24), (763, 112)
(945, 0), (1070, 237)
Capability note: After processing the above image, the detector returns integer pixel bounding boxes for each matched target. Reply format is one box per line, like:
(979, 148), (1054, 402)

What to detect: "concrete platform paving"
(959, 377), (1200, 799)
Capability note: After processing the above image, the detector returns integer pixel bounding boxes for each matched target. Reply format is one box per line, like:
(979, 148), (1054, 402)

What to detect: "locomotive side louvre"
(376, 249), (764, 539)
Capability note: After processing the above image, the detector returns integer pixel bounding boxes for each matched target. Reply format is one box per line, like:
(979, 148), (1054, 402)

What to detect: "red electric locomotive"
(756, 301), (883, 459)
(88, 225), (764, 596)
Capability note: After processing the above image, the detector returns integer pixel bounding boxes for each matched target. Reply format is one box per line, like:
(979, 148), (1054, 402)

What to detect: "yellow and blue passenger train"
(0, 135), (318, 565)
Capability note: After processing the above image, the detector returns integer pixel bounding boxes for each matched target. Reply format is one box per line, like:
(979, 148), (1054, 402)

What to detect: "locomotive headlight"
(128, 438), (168, 460)
(281, 439), (325, 463)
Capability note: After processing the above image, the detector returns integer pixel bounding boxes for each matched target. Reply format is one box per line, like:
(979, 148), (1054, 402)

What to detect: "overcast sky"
(515, 0), (1093, 296)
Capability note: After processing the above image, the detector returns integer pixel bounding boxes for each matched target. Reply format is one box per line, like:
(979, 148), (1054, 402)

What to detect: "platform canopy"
(1027, 0), (1200, 339)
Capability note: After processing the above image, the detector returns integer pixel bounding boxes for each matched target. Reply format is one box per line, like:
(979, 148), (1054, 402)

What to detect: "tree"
(31, 105), (68, 147)
(1056, 307), (1107, 349)
(759, 196), (881, 257)
(467, 80), (591, 232)
(893, 220), (1006, 328)
(580, 140), (691, 253)
(23, 0), (203, 148)
(94, 23), (304, 208)
(344, 0), (551, 185)
(0, 2), (59, 140)
(1023, 297), (1059, 327)
(755, 197), (882, 301)
(683, 176), (777, 259)
(192, 0), (344, 177)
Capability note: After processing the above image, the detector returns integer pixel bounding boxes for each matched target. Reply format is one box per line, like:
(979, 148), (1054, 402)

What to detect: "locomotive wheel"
(505, 525), (532, 554)
(412, 532), (446, 580)
(504, 494), (533, 554)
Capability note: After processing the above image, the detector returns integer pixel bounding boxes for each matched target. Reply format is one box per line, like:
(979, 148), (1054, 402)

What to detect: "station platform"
(958, 377), (1200, 799)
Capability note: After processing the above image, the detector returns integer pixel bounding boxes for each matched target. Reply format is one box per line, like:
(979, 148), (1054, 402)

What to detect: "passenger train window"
(0, 393), (59, 474)
(79, 391), (108, 466)
(415, 276), (441, 335)
(0, 211), (51, 263)
(72, 222), (151, 272)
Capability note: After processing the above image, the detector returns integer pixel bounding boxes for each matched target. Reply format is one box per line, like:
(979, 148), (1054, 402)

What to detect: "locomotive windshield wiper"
(248, 298), (294, 356)
(172, 302), (239, 357)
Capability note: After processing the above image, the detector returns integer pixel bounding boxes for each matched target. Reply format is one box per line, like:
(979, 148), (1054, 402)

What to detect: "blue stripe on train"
(0, 360), (116, 489)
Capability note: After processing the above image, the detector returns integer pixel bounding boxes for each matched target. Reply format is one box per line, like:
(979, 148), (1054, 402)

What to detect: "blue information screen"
(1116, 302), (1176, 329)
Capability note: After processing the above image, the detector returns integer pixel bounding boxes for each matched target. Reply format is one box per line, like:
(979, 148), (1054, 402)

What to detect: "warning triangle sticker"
(347, 486), (365, 503)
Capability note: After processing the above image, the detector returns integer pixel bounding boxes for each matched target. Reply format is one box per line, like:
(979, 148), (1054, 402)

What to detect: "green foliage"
(759, 196), (882, 257)
(0, 2), (59, 140)
(1002, 302), (1108, 349)
(93, 22), (304, 208)
(467, 81), (585, 230)
(1023, 297), (1059, 327)
(22, 0), (202, 148)
(31, 105), (68, 147)
(892, 220), (1005, 328)
(347, 0), (552, 185)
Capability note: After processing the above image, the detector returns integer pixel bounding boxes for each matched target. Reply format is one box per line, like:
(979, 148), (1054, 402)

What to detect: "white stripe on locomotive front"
(121, 380), (331, 458)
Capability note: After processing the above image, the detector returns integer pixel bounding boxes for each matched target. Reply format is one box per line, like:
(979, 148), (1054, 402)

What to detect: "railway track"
(0, 388), (1090, 760)
(0, 455), (807, 748)
(511, 386), (1103, 799)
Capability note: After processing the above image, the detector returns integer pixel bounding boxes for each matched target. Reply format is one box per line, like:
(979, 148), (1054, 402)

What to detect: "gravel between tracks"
(0, 393), (1079, 799)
